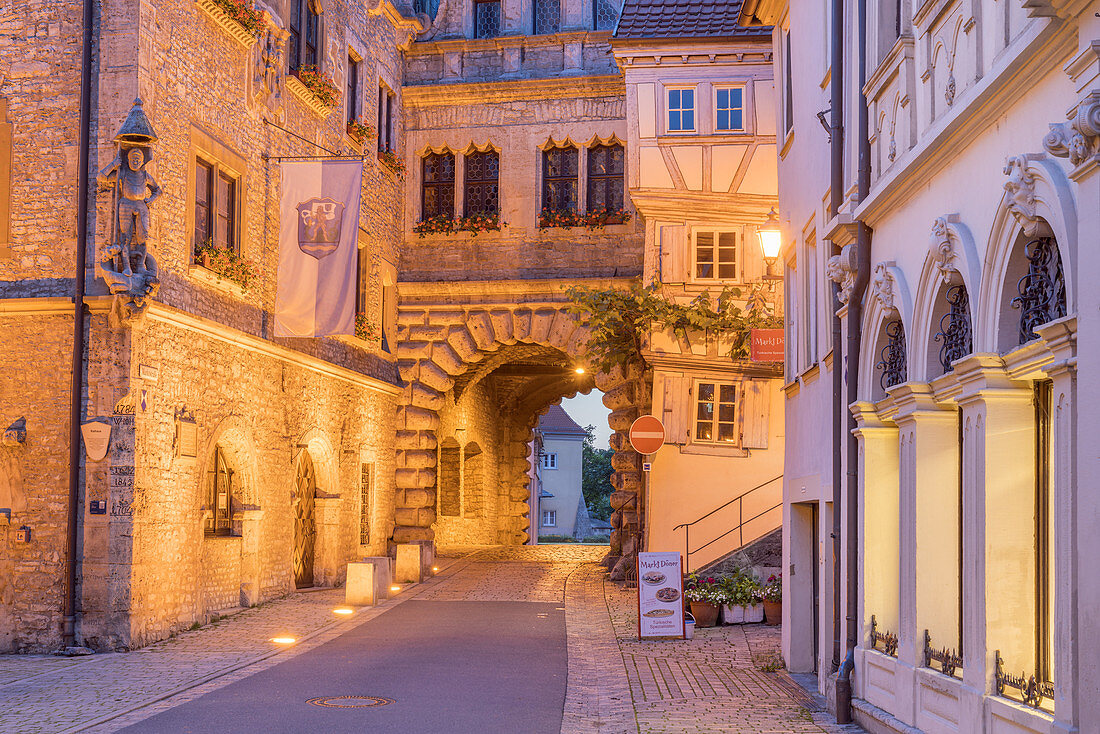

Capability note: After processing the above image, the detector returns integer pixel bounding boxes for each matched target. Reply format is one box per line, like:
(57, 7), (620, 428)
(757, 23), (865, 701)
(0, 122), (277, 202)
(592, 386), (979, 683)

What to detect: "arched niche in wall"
(463, 441), (483, 518)
(438, 437), (461, 517)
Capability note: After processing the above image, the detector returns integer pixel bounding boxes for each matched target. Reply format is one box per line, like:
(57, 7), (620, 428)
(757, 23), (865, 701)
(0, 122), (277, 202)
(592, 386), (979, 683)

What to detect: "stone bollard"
(345, 557), (393, 606)
(395, 544), (423, 584)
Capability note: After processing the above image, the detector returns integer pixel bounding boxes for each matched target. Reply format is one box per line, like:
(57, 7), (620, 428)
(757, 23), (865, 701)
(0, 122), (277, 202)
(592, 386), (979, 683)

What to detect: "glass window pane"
(719, 384), (737, 402)
(717, 110), (729, 130)
(696, 422), (713, 441)
(717, 423), (736, 442)
(718, 263), (736, 279)
(698, 383), (714, 402)
(668, 89), (679, 108)
(682, 110), (694, 130)
(730, 88), (743, 108)
(730, 110), (742, 130)
(718, 404), (735, 422)
(683, 89), (693, 108)
(717, 88), (728, 108)
(719, 232), (737, 247)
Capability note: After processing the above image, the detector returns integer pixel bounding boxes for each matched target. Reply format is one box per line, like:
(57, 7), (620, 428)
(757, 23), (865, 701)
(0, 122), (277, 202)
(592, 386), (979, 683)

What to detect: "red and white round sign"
(629, 415), (665, 455)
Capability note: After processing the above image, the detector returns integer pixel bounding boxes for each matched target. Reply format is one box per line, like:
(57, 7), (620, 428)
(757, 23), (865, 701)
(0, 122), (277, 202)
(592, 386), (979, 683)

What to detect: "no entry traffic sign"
(629, 415), (665, 455)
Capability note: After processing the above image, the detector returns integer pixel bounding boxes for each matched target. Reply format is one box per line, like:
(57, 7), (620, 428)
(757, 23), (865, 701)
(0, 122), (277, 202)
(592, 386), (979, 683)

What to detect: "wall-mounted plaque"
(177, 418), (198, 458)
(138, 364), (159, 382)
(81, 421), (112, 461)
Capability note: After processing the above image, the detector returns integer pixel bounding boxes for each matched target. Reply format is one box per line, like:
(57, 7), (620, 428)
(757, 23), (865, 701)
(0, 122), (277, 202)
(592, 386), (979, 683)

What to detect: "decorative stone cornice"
(1002, 154), (1042, 237)
(1043, 90), (1100, 167)
(872, 260), (899, 315)
(403, 75), (624, 106)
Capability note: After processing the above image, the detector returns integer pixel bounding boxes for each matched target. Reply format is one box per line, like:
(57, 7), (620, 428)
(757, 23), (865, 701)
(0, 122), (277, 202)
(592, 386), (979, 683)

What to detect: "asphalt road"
(120, 599), (568, 734)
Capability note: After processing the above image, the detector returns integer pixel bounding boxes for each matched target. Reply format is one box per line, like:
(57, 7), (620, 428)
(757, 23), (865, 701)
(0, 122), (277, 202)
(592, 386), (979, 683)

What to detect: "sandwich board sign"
(637, 551), (685, 639)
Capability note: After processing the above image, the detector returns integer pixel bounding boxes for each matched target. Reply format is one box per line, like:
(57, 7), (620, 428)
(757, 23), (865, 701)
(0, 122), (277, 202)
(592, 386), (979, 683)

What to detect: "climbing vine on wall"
(564, 280), (782, 373)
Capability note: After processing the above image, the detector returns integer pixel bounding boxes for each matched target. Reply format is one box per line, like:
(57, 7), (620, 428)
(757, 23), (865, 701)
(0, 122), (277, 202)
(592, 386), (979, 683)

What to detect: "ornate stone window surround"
(864, 33), (916, 180)
(414, 141), (499, 225)
(186, 126), (250, 296)
(535, 134), (631, 224)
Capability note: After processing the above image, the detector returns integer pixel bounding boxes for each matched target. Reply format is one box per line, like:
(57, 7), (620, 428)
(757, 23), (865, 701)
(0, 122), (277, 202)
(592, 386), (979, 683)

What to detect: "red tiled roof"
(539, 404), (588, 436)
(614, 0), (770, 40)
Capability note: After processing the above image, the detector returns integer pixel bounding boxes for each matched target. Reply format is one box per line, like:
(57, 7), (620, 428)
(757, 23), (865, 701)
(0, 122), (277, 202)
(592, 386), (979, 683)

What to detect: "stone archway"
(392, 299), (649, 568)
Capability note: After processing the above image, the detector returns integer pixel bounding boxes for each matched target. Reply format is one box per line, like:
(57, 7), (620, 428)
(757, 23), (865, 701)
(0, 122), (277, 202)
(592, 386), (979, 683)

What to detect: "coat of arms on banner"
(296, 197), (345, 258)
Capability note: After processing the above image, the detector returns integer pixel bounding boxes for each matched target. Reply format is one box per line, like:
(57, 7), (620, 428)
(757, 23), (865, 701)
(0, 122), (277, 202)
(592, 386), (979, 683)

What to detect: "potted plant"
(762, 573), (782, 625)
(683, 572), (722, 628)
(720, 570), (765, 624)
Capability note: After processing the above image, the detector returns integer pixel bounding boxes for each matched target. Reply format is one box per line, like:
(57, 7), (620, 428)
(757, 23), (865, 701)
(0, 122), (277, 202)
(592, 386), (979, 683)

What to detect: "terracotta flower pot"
(689, 600), (720, 628)
(764, 600), (782, 625)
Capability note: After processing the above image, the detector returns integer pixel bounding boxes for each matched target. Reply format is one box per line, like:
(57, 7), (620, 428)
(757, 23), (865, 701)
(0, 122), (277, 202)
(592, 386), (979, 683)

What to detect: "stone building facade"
(747, 0), (1100, 729)
(0, 0), (412, 651)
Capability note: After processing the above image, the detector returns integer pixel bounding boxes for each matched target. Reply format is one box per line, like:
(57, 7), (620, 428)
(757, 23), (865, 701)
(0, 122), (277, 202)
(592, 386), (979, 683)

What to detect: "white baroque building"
(742, 0), (1099, 729)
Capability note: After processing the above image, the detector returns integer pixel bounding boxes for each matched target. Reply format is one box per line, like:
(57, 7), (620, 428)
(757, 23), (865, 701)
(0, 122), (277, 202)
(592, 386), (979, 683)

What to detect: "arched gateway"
(392, 281), (649, 568)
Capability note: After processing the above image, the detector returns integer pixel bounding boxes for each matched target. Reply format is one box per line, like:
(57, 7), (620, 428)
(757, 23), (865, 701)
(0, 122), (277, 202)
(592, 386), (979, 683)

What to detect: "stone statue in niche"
(252, 18), (286, 119)
(97, 99), (162, 327)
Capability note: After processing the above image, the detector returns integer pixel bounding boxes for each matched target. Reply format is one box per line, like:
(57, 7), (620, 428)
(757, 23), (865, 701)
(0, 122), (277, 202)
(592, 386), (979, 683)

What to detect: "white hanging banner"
(275, 159), (363, 337)
(637, 551), (685, 639)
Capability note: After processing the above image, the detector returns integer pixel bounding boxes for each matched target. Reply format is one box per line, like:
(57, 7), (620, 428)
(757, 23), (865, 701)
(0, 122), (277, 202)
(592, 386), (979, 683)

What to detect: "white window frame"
(691, 379), (740, 445)
(540, 452), (558, 470)
(665, 86), (696, 133)
(542, 509), (557, 527)
(713, 85), (746, 133)
(690, 227), (741, 283)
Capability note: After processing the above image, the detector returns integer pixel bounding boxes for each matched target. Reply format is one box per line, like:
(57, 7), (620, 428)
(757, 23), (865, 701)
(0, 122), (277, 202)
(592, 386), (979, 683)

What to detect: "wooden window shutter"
(740, 378), (771, 449)
(661, 374), (688, 443)
(741, 226), (763, 282)
(660, 225), (687, 283)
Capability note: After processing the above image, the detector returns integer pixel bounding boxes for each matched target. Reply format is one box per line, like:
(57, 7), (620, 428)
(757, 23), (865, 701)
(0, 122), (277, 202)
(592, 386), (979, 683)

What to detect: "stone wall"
(0, 310), (73, 653)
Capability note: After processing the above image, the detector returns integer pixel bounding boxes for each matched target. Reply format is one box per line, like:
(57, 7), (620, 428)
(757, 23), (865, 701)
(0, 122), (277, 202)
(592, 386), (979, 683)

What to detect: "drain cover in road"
(306, 695), (395, 708)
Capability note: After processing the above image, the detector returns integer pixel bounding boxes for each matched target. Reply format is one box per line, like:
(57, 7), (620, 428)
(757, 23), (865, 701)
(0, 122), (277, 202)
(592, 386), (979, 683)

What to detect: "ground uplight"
(270, 637), (296, 644)
(333, 608), (353, 615)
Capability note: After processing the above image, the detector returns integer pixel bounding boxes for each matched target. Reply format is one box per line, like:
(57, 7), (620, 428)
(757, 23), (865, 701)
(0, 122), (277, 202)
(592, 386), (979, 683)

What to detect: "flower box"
(412, 212), (502, 237)
(721, 603), (764, 624)
(347, 118), (376, 146)
(377, 149), (406, 177)
(538, 207), (632, 230)
(194, 243), (258, 292)
(195, 0), (263, 48)
(286, 65), (340, 118)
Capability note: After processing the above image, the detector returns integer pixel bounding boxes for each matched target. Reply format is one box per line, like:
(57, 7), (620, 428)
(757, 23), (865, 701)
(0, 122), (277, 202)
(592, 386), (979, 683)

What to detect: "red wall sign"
(629, 415), (665, 455)
(750, 329), (785, 362)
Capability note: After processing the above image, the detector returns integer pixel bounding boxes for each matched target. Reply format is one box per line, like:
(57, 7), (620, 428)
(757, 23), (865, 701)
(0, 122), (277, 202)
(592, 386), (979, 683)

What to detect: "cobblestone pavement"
(1, 546), (861, 734)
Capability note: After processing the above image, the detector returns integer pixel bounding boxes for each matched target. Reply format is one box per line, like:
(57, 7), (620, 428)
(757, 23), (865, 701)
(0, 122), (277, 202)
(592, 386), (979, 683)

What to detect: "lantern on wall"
(757, 208), (783, 280)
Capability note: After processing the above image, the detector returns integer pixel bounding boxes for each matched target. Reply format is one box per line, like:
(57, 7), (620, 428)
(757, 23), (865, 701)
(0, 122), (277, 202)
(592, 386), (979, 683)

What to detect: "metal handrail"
(673, 474), (783, 568)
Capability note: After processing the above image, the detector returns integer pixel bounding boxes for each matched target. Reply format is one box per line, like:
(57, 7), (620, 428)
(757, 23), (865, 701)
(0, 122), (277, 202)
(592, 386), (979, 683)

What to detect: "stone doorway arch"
(393, 296), (650, 570)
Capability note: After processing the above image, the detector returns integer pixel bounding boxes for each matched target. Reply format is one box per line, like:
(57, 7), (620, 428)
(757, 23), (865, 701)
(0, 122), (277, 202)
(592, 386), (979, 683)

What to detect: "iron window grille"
(288, 0), (320, 74)
(421, 152), (455, 220)
(593, 0), (618, 30)
(667, 88), (695, 132)
(474, 0), (501, 38)
(464, 150), (500, 216)
(205, 446), (233, 536)
(533, 0), (561, 34)
(996, 650), (1055, 710)
(694, 230), (738, 280)
(194, 158), (238, 254)
(923, 629), (963, 678)
(876, 319), (907, 391)
(715, 88), (745, 131)
(542, 145), (578, 214)
(1012, 237), (1066, 345)
(586, 143), (625, 214)
(934, 284), (972, 373)
(869, 615), (898, 657)
(694, 381), (738, 443)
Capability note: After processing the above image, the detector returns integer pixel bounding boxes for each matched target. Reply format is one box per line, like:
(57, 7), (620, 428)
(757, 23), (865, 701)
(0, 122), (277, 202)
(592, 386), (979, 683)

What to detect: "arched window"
(586, 143), (625, 214)
(542, 145), (578, 214)
(933, 283), (972, 374)
(463, 442), (484, 518)
(464, 150), (499, 216)
(439, 439), (461, 517)
(875, 319), (907, 392)
(205, 446), (234, 536)
(1011, 236), (1066, 346)
(421, 151), (455, 221)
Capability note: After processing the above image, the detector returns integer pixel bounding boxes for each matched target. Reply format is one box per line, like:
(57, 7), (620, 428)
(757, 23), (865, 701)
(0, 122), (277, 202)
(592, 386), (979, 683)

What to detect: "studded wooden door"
(293, 452), (317, 588)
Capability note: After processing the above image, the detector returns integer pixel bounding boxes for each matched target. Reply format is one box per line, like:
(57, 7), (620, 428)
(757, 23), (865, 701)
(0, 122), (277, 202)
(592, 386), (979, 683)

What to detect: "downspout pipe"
(65, 0), (95, 648)
(836, 0), (872, 720)
(828, 0), (844, 678)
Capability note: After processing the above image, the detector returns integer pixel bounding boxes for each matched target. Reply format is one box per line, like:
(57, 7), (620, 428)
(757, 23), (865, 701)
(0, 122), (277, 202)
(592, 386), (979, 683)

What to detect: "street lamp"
(757, 208), (783, 281)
